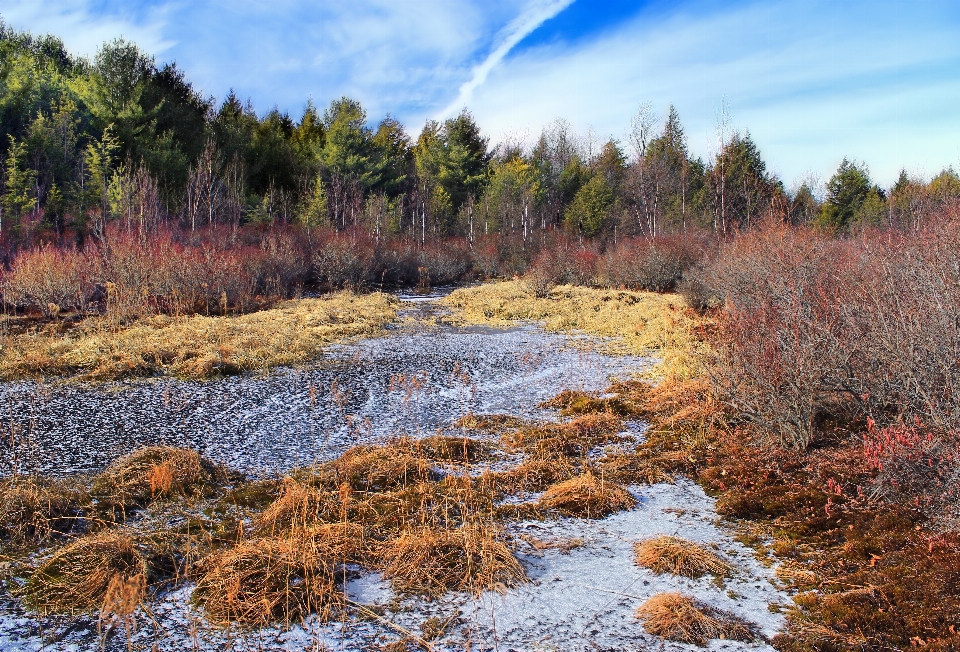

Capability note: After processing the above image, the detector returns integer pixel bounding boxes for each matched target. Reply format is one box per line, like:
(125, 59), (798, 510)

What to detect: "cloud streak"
(437, 0), (575, 120)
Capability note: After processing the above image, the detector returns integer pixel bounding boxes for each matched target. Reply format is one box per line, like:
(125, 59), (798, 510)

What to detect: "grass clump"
(254, 478), (337, 534)
(441, 280), (711, 379)
(91, 446), (218, 509)
(380, 525), (525, 596)
(0, 292), (399, 381)
(497, 454), (577, 492)
(454, 413), (526, 434)
(0, 476), (81, 544)
(331, 443), (437, 492)
(193, 536), (343, 627)
(636, 592), (756, 645)
(23, 531), (148, 615)
(634, 536), (731, 578)
(539, 474), (636, 518)
(416, 435), (489, 464)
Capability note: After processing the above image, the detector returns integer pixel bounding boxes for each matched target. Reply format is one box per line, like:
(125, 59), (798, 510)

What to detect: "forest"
(3, 22), (960, 314)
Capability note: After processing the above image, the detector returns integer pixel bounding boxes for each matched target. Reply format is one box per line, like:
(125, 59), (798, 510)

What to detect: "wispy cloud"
(437, 0), (574, 120)
(465, 0), (960, 186)
(1, 0), (173, 61)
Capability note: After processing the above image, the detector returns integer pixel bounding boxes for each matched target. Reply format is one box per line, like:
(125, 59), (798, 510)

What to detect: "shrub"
(598, 233), (713, 292)
(2, 244), (97, 315)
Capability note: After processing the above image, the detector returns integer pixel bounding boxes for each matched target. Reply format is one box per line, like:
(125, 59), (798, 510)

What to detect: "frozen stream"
(0, 291), (791, 651)
(0, 291), (653, 477)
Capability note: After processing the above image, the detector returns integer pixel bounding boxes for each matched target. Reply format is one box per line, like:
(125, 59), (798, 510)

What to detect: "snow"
(0, 291), (792, 650)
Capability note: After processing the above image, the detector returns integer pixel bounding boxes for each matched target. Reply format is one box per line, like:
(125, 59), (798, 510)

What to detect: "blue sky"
(4, 0), (960, 189)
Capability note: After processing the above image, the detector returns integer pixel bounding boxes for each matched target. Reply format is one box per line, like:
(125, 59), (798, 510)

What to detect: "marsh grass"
(23, 531), (148, 615)
(539, 474), (636, 518)
(441, 280), (712, 378)
(0, 292), (398, 381)
(380, 525), (526, 596)
(635, 592), (756, 645)
(0, 476), (83, 544)
(634, 536), (731, 579)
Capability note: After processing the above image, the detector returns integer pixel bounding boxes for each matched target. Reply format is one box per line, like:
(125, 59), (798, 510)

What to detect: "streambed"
(0, 291), (791, 651)
(1, 291), (652, 478)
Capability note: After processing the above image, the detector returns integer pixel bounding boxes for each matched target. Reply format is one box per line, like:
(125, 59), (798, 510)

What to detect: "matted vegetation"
(539, 474), (637, 518)
(380, 525), (526, 596)
(22, 531), (148, 615)
(635, 592), (756, 645)
(0, 476), (82, 544)
(634, 535), (731, 579)
(91, 446), (218, 509)
(192, 536), (344, 626)
(441, 280), (711, 378)
(0, 292), (399, 381)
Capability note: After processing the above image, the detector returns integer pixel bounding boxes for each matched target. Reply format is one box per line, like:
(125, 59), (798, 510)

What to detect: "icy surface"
(0, 482), (789, 651)
(0, 293), (791, 650)
(0, 297), (652, 477)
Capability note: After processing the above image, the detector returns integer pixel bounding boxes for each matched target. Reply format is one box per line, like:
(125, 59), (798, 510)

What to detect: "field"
(2, 241), (959, 651)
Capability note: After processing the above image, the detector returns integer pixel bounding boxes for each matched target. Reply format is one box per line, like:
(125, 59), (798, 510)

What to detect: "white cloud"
(1, 0), (173, 60)
(437, 0), (575, 120)
(466, 0), (960, 186)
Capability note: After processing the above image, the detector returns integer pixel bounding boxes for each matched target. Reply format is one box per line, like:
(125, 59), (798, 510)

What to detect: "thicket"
(687, 215), (960, 530)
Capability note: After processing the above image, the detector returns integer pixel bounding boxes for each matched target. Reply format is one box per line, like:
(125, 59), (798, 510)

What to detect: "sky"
(3, 0), (960, 189)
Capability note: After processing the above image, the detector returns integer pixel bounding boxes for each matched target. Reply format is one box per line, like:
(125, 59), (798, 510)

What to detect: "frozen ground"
(0, 292), (652, 477)
(0, 291), (791, 650)
(0, 481), (789, 652)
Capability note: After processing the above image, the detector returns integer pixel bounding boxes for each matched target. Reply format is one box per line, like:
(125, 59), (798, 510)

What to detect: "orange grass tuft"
(633, 536), (731, 578)
(635, 592), (756, 645)
(193, 536), (344, 627)
(91, 446), (217, 508)
(0, 476), (81, 543)
(23, 531), (148, 615)
(539, 474), (636, 518)
(379, 525), (526, 596)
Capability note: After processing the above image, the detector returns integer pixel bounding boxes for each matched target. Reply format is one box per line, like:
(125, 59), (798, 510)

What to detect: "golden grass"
(92, 446), (215, 508)
(254, 478), (336, 534)
(633, 536), (731, 578)
(0, 291), (399, 381)
(379, 525), (526, 596)
(0, 476), (80, 543)
(539, 474), (637, 518)
(331, 443), (437, 492)
(441, 281), (711, 378)
(454, 413), (527, 434)
(23, 531), (148, 615)
(497, 454), (577, 492)
(635, 592), (756, 645)
(416, 435), (489, 464)
(192, 535), (343, 627)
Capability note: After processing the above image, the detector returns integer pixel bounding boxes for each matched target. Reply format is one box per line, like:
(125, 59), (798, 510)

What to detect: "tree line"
(2, 21), (959, 255)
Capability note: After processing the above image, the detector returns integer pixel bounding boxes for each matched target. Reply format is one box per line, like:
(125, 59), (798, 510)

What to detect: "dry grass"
(23, 531), (148, 615)
(454, 413), (527, 434)
(379, 525), (526, 596)
(634, 536), (731, 578)
(416, 435), (489, 464)
(331, 443), (437, 492)
(496, 454), (577, 492)
(254, 478), (336, 534)
(539, 474), (637, 518)
(0, 291), (398, 381)
(635, 592), (756, 645)
(0, 476), (81, 543)
(192, 535), (343, 627)
(91, 446), (216, 508)
(441, 281), (711, 378)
